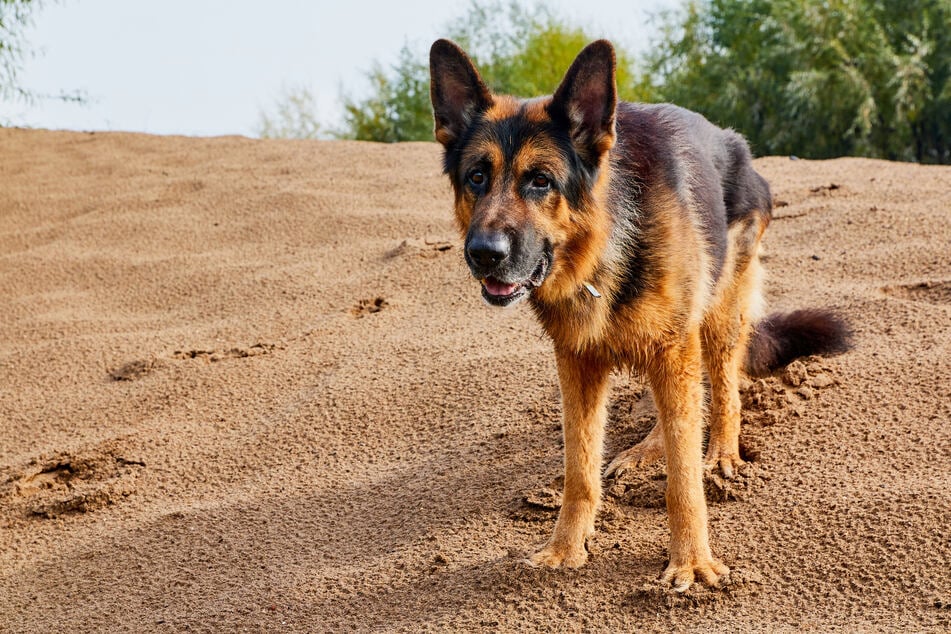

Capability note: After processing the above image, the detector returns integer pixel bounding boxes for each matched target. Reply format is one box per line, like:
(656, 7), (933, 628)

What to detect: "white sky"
(9, 0), (676, 137)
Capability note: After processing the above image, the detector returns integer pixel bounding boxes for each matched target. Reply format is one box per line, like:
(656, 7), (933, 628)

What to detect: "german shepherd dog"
(429, 39), (850, 591)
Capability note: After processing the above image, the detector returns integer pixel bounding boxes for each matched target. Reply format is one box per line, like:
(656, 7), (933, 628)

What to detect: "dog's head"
(430, 39), (617, 307)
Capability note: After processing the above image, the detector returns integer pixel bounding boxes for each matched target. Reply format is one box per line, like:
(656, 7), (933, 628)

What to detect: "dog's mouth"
(480, 257), (549, 307)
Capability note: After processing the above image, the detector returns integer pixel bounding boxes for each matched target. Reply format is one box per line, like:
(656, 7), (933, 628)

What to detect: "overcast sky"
(10, 0), (676, 137)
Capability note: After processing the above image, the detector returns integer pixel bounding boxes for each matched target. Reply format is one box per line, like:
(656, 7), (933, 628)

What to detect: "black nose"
(467, 232), (511, 269)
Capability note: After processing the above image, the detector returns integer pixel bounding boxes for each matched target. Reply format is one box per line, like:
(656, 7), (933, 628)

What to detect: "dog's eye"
(468, 170), (485, 186)
(531, 174), (551, 189)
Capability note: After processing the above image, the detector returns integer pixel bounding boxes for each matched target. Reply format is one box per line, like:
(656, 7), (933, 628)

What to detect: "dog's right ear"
(429, 39), (492, 149)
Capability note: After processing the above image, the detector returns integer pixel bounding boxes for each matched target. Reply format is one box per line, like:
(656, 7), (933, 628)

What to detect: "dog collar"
(583, 282), (602, 298)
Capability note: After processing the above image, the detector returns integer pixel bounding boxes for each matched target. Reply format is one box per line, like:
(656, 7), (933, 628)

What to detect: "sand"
(1, 128), (949, 632)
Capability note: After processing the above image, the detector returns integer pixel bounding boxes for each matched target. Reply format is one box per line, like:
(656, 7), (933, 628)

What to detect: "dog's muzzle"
(465, 230), (551, 307)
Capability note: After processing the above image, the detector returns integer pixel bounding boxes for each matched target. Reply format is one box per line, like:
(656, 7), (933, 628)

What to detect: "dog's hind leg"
(528, 349), (611, 569)
(604, 412), (664, 477)
(701, 220), (765, 478)
(650, 328), (728, 590)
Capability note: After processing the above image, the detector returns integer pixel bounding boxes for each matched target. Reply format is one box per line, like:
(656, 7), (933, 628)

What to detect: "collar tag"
(583, 282), (602, 298)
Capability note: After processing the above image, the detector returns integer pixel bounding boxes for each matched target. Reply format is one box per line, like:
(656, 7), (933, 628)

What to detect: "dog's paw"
(703, 450), (746, 480)
(525, 541), (588, 569)
(661, 557), (730, 593)
(605, 439), (665, 477)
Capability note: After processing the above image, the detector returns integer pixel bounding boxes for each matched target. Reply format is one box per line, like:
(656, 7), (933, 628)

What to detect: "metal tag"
(583, 283), (601, 298)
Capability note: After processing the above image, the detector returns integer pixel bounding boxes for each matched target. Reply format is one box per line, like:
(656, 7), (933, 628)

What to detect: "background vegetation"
(260, 0), (950, 163)
(282, 2), (654, 144)
(651, 0), (951, 162)
(3, 0), (947, 162)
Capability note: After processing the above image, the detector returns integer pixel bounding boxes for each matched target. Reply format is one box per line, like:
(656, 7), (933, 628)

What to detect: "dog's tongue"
(484, 278), (518, 296)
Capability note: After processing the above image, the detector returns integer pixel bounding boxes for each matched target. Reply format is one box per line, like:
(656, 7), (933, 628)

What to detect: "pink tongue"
(484, 278), (518, 296)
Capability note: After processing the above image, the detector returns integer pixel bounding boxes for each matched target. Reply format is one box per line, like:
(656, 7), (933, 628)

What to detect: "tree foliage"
(443, 1), (650, 103)
(335, 1), (650, 142)
(262, 0), (950, 164)
(649, 0), (951, 162)
(338, 44), (434, 143)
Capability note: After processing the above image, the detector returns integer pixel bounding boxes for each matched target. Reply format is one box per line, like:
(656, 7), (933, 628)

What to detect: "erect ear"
(548, 40), (617, 165)
(429, 39), (493, 149)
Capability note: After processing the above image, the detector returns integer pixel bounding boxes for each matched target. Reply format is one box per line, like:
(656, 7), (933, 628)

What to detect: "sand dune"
(1, 128), (949, 631)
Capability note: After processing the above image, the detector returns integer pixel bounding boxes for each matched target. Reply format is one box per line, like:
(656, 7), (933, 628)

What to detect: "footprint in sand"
(385, 237), (455, 260)
(0, 443), (145, 519)
(171, 342), (278, 362)
(108, 358), (157, 381)
(350, 297), (388, 318)
(110, 343), (279, 379)
(881, 280), (951, 306)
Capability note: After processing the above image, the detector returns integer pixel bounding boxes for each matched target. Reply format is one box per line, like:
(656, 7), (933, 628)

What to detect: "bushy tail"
(745, 309), (852, 377)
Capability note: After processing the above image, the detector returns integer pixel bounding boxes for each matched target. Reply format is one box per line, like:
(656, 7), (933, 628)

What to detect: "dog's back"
(610, 102), (772, 285)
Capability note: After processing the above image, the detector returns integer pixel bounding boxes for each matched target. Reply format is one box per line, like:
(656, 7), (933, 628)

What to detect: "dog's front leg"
(528, 349), (611, 569)
(649, 329), (729, 591)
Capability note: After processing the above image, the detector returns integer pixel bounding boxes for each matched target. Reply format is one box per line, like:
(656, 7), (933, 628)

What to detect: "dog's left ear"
(430, 39), (493, 149)
(548, 40), (617, 165)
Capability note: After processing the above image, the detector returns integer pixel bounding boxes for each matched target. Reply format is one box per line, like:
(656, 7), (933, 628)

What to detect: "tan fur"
(608, 212), (768, 477)
(529, 349), (610, 568)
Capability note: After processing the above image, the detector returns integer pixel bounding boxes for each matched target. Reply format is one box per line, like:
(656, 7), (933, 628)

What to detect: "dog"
(429, 38), (850, 591)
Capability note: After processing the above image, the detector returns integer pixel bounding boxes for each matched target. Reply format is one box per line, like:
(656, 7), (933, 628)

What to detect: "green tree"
(444, 1), (650, 101)
(338, 44), (434, 143)
(334, 0), (650, 142)
(649, 0), (951, 163)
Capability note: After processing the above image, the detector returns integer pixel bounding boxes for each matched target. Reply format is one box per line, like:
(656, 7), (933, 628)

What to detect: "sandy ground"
(1, 128), (949, 632)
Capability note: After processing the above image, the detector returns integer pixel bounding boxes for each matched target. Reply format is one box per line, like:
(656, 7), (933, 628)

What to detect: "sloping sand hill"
(1, 129), (949, 631)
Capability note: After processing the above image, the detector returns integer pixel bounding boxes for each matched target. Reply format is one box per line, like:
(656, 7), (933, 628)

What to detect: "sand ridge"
(1, 129), (949, 631)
